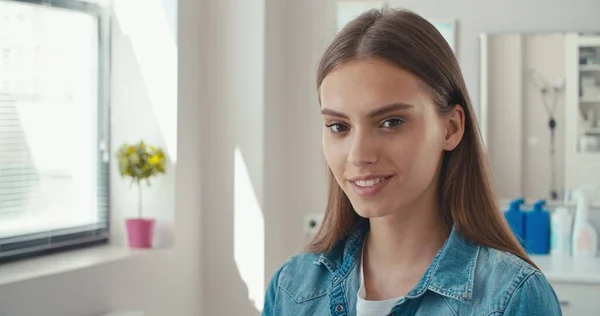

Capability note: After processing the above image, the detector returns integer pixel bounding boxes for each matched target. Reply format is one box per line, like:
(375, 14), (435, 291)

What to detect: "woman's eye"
(326, 122), (349, 134)
(380, 117), (404, 129)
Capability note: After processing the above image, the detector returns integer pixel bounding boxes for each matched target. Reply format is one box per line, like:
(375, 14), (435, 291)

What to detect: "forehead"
(319, 58), (431, 113)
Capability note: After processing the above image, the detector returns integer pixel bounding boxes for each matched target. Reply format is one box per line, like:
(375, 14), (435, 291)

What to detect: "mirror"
(480, 32), (600, 203)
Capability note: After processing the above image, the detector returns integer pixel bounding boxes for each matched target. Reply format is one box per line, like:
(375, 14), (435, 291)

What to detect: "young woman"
(263, 9), (561, 316)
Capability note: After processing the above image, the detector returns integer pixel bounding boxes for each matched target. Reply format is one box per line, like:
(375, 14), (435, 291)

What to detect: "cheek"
(322, 136), (347, 180)
(412, 113), (446, 151)
(385, 136), (421, 172)
(389, 120), (444, 176)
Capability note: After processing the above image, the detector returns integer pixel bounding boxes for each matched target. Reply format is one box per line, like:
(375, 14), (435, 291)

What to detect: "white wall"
(263, 0), (288, 291)
(199, 0), (266, 314)
(522, 34), (566, 200)
(485, 35), (524, 199)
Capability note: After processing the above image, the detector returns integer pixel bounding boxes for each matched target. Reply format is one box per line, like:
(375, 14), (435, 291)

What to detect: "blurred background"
(0, 0), (599, 315)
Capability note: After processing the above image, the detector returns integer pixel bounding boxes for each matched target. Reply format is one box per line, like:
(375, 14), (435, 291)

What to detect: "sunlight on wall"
(113, 0), (178, 162)
(234, 147), (265, 311)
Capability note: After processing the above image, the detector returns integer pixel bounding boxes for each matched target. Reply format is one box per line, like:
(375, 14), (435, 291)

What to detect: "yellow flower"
(116, 140), (166, 183)
(148, 155), (161, 165)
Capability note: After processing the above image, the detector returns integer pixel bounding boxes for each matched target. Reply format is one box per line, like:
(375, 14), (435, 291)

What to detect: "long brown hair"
(307, 8), (536, 268)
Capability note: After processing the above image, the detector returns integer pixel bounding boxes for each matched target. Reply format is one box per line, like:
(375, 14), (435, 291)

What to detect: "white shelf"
(585, 127), (600, 135)
(532, 255), (600, 285)
(577, 36), (600, 47)
(576, 151), (600, 157)
(566, 33), (600, 190)
(580, 64), (600, 71)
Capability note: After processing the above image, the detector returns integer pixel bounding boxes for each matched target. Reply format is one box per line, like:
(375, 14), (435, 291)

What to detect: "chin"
(351, 201), (395, 219)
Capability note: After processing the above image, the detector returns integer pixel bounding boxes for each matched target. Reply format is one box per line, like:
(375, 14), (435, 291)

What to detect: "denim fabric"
(263, 220), (561, 316)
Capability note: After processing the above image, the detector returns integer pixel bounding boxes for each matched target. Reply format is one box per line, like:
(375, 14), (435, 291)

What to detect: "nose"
(348, 129), (378, 166)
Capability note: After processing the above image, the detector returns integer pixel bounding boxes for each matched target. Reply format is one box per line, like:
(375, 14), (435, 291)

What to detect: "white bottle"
(551, 207), (573, 257)
(571, 188), (598, 258)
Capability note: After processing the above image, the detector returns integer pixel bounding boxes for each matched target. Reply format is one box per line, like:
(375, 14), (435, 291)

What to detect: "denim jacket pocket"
(277, 258), (333, 304)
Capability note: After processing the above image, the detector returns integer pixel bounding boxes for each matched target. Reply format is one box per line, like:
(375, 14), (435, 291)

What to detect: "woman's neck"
(362, 195), (450, 300)
(366, 210), (449, 270)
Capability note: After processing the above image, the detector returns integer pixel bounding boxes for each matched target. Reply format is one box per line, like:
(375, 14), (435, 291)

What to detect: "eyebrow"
(320, 102), (414, 119)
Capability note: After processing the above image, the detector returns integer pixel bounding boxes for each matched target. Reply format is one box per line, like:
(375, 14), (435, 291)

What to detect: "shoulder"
(476, 246), (537, 282)
(266, 252), (334, 303)
(474, 247), (561, 315)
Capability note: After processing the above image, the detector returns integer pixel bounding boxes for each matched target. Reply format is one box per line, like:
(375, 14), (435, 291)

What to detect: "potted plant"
(116, 141), (166, 248)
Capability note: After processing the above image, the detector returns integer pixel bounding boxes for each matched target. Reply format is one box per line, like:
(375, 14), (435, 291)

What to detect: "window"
(0, 0), (109, 262)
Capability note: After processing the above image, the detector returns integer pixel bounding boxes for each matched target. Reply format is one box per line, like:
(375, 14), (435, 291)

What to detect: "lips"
(352, 177), (387, 187)
(348, 175), (393, 197)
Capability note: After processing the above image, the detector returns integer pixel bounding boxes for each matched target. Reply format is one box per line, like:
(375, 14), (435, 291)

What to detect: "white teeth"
(354, 177), (385, 187)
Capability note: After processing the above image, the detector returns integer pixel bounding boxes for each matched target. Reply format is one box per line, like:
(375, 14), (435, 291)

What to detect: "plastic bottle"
(572, 188), (598, 258)
(525, 200), (551, 254)
(505, 198), (526, 247)
(550, 207), (573, 257)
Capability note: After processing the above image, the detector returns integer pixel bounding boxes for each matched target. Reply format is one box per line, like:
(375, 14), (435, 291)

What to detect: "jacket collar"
(314, 220), (368, 279)
(315, 220), (480, 302)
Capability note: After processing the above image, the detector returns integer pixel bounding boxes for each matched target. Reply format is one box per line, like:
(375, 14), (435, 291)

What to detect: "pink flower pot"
(126, 218), (155, 248)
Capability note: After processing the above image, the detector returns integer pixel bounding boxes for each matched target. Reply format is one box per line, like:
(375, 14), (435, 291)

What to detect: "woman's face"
(319, 58), (463, 219)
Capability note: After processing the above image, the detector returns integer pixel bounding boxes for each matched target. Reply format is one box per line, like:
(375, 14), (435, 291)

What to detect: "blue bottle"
(524, 200), (551, 254)
(505, 198), (526, 247)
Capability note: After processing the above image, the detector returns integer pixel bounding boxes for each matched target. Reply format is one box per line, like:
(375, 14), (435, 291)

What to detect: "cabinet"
(551, 282), (600, 316)
(533, 255), (600, 315)
(565, 33), (600, 190)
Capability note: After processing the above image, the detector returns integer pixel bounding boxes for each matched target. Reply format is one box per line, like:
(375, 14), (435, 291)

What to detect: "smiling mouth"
(349, 176), (393, 197)
(351, 176), (391, 187)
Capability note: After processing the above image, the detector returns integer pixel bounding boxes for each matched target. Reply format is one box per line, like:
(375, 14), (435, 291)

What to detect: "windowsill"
(0, 244), (154, 287)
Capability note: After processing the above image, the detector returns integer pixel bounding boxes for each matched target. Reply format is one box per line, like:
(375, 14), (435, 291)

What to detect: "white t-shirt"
(356, 243), (403, 316)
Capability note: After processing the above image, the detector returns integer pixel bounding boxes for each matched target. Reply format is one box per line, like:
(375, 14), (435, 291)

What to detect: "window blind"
(0, 0), (110, 262)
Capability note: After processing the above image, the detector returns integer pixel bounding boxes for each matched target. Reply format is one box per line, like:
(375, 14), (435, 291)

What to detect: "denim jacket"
(263, 221), (561, 315)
